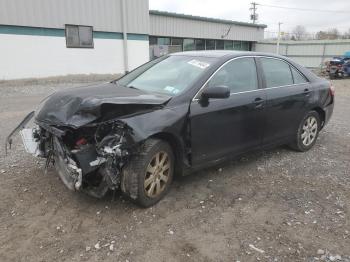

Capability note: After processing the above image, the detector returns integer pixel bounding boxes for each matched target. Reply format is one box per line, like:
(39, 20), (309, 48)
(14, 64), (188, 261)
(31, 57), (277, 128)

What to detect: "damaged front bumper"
(18, 128), (84, 191)
(6, 112), (132, 198)
(52, 136), (83, 191)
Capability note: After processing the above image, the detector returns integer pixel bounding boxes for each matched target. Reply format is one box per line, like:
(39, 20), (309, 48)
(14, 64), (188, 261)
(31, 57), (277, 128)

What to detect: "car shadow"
(174, 145), (292, 184)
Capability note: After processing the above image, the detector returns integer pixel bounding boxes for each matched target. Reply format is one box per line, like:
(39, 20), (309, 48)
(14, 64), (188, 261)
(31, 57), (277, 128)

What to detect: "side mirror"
(201, 86), (230, 99)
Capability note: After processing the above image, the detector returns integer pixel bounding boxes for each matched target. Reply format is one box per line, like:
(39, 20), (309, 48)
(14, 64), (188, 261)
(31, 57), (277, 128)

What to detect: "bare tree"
(316, 31), (328, 40)
(327, 28), (340, 40)
(343, 28), (350, 39)
(315, 28), (343, 40)
(292, 25), (307, 40)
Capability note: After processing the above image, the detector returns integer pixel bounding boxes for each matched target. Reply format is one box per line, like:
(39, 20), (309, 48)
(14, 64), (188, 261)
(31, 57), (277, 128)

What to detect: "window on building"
(216, 40), (224, 50)
(183, 39), (195, 51)
(149, 36), (157, 45)
(224, 41), (233, 50)
(65, 25), (93, 48)
(207, 58), (258, 93)
(205, 39), (215, 50)
(260, 58), (294, 88)
(171, 38), (183, 46)
(241, 41), (250, 51)
(157, 37), (171, 45)
(233, 41), (242, 50)
(195, 39), (205, 50)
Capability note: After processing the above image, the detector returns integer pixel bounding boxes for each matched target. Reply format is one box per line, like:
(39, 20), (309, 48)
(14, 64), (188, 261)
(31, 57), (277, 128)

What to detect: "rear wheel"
(290, 111), (320, 152)
(121, 139), (174, 207)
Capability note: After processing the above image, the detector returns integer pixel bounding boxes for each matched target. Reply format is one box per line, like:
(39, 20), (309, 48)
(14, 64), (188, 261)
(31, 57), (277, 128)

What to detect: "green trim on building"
(94, 32), (148, 40)
(0, 25), (148, 40)
(127, 34), (148, 41)
(94, 31), (123, 39)
(0, 25), (64, 37)
(150, 10), (267, 29)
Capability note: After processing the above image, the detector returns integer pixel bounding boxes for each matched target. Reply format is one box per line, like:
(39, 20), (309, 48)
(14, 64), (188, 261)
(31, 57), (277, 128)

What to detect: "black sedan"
(7, 51), (334, 207)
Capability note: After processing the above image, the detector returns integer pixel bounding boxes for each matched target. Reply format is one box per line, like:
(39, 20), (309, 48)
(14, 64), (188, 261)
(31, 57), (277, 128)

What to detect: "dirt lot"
(0, 77), (349, 262)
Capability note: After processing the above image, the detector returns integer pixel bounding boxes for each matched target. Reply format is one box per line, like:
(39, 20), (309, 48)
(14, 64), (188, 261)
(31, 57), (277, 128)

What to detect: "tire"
(121, 138), (174, 207)
(290, 111), (320, 152)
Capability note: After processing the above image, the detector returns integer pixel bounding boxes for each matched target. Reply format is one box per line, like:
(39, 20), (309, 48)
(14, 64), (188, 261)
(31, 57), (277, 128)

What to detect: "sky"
(149, 0), (350, 37)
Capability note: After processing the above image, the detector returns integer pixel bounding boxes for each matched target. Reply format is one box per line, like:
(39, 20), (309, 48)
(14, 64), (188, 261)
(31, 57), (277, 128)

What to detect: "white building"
(0, 0), (266, 80)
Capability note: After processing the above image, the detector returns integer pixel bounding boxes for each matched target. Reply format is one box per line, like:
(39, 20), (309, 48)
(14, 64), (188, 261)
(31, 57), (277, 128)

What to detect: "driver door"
(189, 57), (266, 166)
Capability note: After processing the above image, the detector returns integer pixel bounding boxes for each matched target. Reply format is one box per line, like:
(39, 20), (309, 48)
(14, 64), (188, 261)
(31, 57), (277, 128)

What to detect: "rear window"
(330, 61), (342, 66)
(260, 58), (293, 88)
(291, 67), (308, 84)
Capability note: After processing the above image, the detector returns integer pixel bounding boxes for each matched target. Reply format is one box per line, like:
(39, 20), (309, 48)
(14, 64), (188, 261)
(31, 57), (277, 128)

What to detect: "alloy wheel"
(144, 151), (170, 198)
(301, 116), (318, 146)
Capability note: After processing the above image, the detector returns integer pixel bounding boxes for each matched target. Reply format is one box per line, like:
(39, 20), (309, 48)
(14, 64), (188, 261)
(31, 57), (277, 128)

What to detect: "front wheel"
(290, 111), (320, 152)
(121, 138), (174, 207)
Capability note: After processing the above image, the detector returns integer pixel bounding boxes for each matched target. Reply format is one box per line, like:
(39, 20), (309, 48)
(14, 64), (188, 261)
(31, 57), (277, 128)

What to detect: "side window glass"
(291, 66), (308, 84)
(261, 58), (293, 88)
(207, 58), (258, 93)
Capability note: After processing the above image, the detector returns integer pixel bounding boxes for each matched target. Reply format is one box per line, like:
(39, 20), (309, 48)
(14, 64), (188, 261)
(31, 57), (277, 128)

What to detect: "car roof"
(170, 50), (287, 59)
(170, 50), (319, 82)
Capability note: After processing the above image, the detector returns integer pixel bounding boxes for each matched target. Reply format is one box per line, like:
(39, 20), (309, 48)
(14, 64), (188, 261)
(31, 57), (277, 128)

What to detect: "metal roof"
(149, 10), (267, 29)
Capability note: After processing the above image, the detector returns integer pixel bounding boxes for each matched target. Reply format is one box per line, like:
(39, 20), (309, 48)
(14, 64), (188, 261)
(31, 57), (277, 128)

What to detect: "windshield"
(117, 55), (215, 96)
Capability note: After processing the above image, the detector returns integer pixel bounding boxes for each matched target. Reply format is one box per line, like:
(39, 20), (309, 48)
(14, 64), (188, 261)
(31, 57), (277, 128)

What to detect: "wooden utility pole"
(276, 22), (283, 54)
(250, 2), (258, 24)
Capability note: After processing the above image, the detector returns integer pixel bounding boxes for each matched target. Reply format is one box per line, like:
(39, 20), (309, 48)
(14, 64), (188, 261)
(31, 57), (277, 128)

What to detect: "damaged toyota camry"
(6, 51), (334, 207)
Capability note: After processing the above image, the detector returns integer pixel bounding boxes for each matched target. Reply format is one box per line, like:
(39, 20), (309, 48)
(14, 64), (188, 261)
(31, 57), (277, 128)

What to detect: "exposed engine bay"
(5, 82), (189, 199)
(22, 120), (133, 198)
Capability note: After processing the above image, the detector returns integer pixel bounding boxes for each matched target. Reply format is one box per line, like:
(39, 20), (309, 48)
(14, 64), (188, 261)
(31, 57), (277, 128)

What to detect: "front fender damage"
(48, 120), (140, 198)
(6, 101), (190, 199)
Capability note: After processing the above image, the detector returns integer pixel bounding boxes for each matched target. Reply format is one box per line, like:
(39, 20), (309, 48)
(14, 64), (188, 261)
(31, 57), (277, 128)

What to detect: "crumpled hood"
(35, 83), (171, 128)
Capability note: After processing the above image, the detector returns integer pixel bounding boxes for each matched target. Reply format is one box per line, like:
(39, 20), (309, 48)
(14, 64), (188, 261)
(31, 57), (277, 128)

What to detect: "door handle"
(253, 97), (264, 109)
(304, 88), (311, 96)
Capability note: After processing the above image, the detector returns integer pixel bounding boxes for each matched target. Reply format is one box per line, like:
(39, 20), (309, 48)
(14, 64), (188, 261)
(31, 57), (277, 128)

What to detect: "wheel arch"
(149, 132), (186, 176)
(311, 107), (326, 129)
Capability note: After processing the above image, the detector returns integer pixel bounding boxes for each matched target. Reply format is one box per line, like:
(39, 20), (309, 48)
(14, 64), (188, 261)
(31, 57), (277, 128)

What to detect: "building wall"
(255, 40), (350, 68)
(0, 0), (266, 79)
(0, 27), (149, 79)
(0, 0), (149, 79)
(0, 0), (149, 34)
(150, 13), (265, 42)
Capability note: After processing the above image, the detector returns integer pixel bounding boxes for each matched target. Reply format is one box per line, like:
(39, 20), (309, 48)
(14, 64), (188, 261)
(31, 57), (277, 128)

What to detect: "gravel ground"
(0, 77), (349, 262)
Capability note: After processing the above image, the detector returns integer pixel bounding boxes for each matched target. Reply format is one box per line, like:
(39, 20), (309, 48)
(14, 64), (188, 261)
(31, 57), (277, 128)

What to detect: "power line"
(258, 3), (350, 14)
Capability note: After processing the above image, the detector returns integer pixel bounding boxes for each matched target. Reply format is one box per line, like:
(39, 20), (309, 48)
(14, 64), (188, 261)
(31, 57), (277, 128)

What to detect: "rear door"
(190, 57), (266, 165)
(258, 57), (311, 145)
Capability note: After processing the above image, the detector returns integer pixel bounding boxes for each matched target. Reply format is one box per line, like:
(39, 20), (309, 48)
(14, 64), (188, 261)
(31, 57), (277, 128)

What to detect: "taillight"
(329, 83), (335, 96)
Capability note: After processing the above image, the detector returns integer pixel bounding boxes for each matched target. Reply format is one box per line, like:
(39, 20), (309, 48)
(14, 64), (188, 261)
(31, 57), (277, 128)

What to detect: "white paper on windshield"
(187, 59), (210, 69)
(164, 86), (175, 92)
(164, 86), (180, 94)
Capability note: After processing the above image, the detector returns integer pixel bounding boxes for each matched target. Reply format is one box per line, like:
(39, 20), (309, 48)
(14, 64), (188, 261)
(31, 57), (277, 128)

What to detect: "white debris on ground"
(94, 242), (100, 250)
(249, 244), (265, 254)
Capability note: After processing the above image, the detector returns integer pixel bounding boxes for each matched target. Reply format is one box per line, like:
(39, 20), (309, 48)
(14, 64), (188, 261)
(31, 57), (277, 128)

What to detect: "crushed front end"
(5, 83), (177, 198)
(20, 119), (134, 198)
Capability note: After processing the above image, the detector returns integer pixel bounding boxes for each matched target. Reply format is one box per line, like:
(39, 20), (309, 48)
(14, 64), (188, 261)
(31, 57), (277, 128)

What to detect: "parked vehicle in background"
(329, 60), (345, 79)
(326, 56), (350, 79)
(343, 60), (350, 76)
(6, 51), (334, 207)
